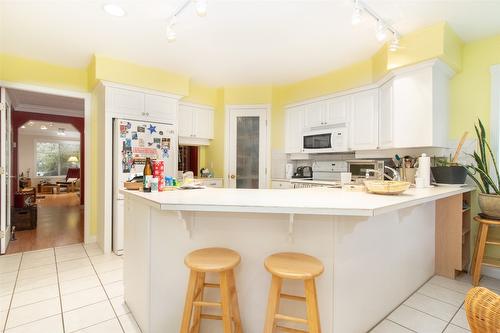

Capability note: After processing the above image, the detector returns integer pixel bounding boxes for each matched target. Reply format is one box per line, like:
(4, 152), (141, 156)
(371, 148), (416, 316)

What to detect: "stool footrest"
(280, 293), (306, 302)
(193, 301), (221, 307)
(200, 313), (223, 320)
(204, 283), (220, 288)
(275, 313), (308, 324)
(275, 324), (308, 333)
(482, 257), (500, 268)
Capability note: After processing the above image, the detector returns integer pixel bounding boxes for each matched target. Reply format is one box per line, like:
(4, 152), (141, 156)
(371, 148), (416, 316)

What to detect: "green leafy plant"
(464, 119), (500, 194)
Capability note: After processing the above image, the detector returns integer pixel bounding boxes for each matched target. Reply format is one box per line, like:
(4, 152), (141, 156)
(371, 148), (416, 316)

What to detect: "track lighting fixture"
(376, 20), (387, 41)
(166, 17), (177, 42)
(195, 0), (207, 17)
(351, 0), (362, 25)
(350, 0), (401, 48)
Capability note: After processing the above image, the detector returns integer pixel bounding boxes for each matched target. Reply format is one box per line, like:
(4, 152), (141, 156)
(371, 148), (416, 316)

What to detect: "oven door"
(302, 131), (334, 153)
(347, 161), (377, 179)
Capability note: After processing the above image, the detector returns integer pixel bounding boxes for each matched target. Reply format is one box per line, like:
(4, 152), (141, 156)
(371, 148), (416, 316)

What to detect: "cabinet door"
(145, 94), (177, 123)
(325, 96), (348, 125)
(178, 105), (194, 137)
(350, 89), (379, 150)
(332, 127), (348, 152)
(285, 106), (305, 153)
(193, 108), (214, 139)
(304, 101), (326, 128)
(107, 87), (145, 116)
(379, 81), (394, 149)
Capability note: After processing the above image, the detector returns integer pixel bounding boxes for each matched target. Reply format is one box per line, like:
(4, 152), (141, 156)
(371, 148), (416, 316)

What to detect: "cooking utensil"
(451, 132), (468, 164)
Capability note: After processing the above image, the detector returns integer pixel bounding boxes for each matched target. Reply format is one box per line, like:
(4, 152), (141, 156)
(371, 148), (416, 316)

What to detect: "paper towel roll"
(418, 153), (431, 187)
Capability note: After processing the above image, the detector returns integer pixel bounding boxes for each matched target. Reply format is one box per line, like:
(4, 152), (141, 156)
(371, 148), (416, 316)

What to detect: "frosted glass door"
(228, 107), (268, 189)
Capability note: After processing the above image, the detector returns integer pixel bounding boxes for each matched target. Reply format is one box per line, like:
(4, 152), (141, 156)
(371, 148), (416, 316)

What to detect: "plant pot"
(431, 166), (467, 184)
(478, 193), (500, 219)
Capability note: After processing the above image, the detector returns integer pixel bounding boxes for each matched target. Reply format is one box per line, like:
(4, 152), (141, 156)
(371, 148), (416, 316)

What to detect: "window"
(35, 141), (80, 177)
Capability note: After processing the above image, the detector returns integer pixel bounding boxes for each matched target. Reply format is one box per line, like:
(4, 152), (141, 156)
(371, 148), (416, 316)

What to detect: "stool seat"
(265, 252), (324, 280)
(185, 247), (241, 273)
(471, 216), (500, 286)
(474, 216), (500, 225)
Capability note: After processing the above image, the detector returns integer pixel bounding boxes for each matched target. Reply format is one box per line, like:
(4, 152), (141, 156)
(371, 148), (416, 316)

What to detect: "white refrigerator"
(113, 118), (177, 255)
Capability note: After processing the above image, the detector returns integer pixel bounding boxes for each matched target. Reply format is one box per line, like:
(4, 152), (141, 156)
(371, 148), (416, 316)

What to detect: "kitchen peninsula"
(121, 186), (472, 333)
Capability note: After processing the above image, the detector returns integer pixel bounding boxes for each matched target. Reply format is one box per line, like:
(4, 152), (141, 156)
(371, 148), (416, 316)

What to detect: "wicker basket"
(363, 180), (410, 195)
(465, 287), (500, 332)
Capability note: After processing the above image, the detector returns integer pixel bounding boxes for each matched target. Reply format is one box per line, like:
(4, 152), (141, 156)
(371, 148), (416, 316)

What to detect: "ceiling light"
(103, 4), (126, 17)
(20, 125), (26, 129)
(28, 121), (34, 126)
(389, 34), (400, 52)
(166, 17), (177, 42)
(195, 0), (207, 17)
(40, 125), (48, 130)
(49, 122), (54, 127)
(57, 128), (66, 136)
(376, 20), (387, 41)
(351, 0), (362, 25)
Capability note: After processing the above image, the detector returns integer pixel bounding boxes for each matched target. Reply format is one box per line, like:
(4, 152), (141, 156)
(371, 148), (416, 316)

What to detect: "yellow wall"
(0, 53), (88, 91)
(90, 55), (190, 96)
(223, 85), (273, 105)
(181, 81), (218, 106)
(204, 88), (225, 177)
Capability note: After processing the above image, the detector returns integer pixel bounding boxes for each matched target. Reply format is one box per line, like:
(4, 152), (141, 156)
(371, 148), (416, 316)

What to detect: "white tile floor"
(2, 244), (499, 333)
(370, 274), (500, 333)
(0, 243), (140, 333)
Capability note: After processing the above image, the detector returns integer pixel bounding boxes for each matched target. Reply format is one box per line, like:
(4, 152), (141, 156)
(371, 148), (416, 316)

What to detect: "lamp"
(68, 156), (79, 167)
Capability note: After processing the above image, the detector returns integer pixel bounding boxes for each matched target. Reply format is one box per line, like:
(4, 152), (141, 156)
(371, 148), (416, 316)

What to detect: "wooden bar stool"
(471, 216), (500, 286)
(180, 247), (243, 333)
(263, 252), (324, 333)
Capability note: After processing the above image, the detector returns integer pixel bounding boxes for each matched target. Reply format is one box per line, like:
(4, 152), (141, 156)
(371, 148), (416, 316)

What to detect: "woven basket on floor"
(464, 287), (500, 332)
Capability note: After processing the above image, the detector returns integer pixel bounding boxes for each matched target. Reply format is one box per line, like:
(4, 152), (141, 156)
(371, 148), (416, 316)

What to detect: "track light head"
(351, 0), (362, 25)
(376, 20), (387, 41)
(195, 0), (207, 17)
(166, 17), (177, 42)
(389, 34), (400, 52)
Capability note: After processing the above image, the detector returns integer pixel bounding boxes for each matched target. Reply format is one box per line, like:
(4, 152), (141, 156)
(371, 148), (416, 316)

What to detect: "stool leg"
(191, 272), (206, 333)
(472, 223), (489, 286)
(263, 275), (282, 333)
(305, 279), (321, 333)
(220, 271), (233, 333)
(470, 223), (483, 278)
(180, 270), (199, 333)
(228, 270), (243, 333)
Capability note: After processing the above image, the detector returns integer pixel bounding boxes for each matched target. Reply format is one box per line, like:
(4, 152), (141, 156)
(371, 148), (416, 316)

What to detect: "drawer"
(271, 181), (292, 189)
(199, 179), (223, 188)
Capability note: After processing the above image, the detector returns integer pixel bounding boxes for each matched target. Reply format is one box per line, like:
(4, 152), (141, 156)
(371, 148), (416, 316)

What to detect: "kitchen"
(0, 1), (500, 333)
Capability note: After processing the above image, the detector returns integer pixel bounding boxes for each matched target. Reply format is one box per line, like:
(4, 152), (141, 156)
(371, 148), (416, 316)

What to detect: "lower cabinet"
(198, 178), (223, 188)
(271, 180), (292, 189)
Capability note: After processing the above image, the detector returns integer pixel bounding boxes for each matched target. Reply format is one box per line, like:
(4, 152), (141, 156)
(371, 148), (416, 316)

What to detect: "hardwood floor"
(5, 192), (84, 254)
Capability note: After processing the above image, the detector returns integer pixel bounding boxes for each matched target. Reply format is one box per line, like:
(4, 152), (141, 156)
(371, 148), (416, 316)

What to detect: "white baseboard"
(482, 266), (500, 280)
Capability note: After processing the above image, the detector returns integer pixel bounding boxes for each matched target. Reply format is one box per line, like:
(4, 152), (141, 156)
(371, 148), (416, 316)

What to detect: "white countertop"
(120, 186), (473, 217)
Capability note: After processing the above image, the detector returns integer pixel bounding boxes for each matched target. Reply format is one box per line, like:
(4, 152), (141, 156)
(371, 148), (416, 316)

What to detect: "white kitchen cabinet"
(284, 105), (305, 153)
(332, 127), (348, 152)
(304, 101), (327, 128)
(350, 89), (379, 150)
(106, 86), (178, 123)
(271, 180), (292, 189)
(378, 80), (394, 149)
(325, 96), (349, 125)
(199, 178), (223, 188)
(145, 94), (177, 123)
(178, 103), (214, 144)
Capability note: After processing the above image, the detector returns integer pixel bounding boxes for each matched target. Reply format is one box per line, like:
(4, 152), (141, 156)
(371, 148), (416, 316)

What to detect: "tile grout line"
(385, 318), (418, 333)
(441, 301), (467, 333)
(414, 291), (465, 308)
(401, 303), (455, 325)
(54, 247), (67, 333)
(82, 245), (127, 333)
(2, 252), (23, 332)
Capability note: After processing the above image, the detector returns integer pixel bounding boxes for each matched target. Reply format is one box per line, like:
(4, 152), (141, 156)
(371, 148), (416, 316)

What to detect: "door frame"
(224, 104), (271, 188)
(0, 87), (12, 253)
(491, 64), (500, 164)
(0, 80), (93, 244)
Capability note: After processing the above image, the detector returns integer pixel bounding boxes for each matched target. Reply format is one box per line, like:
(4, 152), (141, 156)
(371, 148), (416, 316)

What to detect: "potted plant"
(465, 119), (500, 219)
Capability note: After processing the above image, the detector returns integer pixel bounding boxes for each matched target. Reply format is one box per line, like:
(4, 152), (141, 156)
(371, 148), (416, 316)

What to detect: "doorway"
(0, 86), (90, 254)
(225, 105), (270, 189)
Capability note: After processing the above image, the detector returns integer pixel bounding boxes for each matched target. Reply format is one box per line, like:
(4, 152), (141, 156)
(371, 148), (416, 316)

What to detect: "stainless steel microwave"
(302, 127), (347, 153)
(346, 159), (386, 179)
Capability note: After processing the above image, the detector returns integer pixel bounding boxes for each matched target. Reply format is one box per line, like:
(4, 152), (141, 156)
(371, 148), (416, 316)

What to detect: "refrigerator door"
(112, 118), (177, 254)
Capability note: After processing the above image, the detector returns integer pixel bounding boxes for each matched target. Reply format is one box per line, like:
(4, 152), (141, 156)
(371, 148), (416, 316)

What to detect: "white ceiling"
(7, 89), (85, 118)
(1, 0), (500, 86)
(19, 121), (80, 139)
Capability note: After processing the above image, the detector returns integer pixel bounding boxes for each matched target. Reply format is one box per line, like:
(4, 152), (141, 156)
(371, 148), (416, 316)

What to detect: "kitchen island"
(121, 186), (472, 333)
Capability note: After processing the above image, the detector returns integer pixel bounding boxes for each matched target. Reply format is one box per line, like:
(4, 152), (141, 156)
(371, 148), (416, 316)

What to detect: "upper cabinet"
(106, 86), (178, 123)
(303, 96), (348, 129)
(380, 61), (454, 149)
(178, 103), (214, 145)
(285, 105), (305, 153)
(350, 89), (379, 150)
